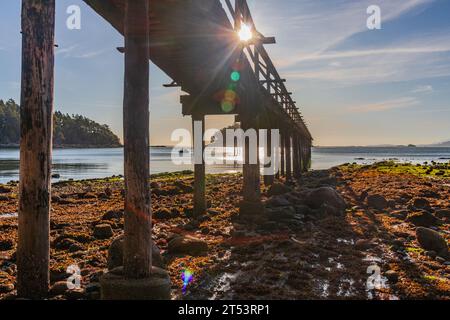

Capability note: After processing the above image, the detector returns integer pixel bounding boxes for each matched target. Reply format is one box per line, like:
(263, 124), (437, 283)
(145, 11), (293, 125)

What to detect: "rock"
(104, 187), (113, 198)
(367, 194), (388, 210)
(0, 186), (12, 194)
(359, 190), (369, 202)
(265, 195), (291, 207)
(0, 239), (14, 251)
(355, 239), (374, 250)
(51, 173), (61, 179)
(391, 210), (408, 220)
(413, 198), (431, 209)
(303, 187), (346, 213)
(65, 288), (86, 300)
(239, 200), (265, 216)
(102, 210), (123, 220)
(435, 256), (446, 264)
(0, 283), (14, 294)
(154, 208), (173, 220)
(407, 211), (441, 228)
(93, 224), (113, 239)
(267, 183), (291, 196)
(107, 234), (164, 270)
(49, 281), (69, 296)
(167, 235), (208, 256)
(416, 227), (448, 258)
(435, 209), (450, 220)
(78, 192), (97, 199)
(265, 206), (297, 221)
(384, 270), (399, 283)
(294, 205), (312, 215)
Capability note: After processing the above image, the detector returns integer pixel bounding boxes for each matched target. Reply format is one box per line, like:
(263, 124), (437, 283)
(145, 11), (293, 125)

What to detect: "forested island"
(0, 99), (121, 148)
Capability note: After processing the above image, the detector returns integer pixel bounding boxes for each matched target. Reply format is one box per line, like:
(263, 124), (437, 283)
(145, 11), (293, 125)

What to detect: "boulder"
(167, 235), (208, 256)
(265, 206), (297, 222)
(407, 211), (441, 228)
(0, 186), (12, 194)
(107, 234), (164, 270)
(416, 227), (448, 258)
(265, 195), (291, 207)
(49, 281), (69, 296)
(367, 194), (388, 210)
(267, 183), (291, 197)
(102, 210), (123, 220)
(303, 187), (346, 212)
(435, 209), (450, 220)
(154, 208), (173, 220)
(93, 224), (113, 239)
(413, 198), (431, 210)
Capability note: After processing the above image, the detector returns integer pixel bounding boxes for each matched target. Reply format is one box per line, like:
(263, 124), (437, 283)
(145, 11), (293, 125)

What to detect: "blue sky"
(1, 0), (449, 146)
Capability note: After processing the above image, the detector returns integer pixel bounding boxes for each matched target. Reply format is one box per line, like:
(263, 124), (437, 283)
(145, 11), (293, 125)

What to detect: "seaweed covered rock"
(167, 235), (208, 256)
(303, 187), (346, 214)
(107, 234), (164, 270)
(416, 227), (448, 258)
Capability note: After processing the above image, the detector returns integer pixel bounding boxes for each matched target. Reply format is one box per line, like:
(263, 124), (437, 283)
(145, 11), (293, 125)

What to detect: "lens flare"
(238, 23), (253, 42)
(231, 71), (240, 82)
(181, 269), (194, 293)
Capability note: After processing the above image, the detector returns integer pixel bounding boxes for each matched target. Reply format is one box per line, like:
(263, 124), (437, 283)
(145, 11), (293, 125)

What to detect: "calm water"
(1, 146), (450, 184)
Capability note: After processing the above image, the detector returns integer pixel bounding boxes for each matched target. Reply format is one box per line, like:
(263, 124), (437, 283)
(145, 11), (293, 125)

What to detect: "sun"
(238, 23), (253, 42)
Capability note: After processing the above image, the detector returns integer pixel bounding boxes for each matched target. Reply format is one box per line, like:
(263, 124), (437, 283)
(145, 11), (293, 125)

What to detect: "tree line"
(0, 99), (121, 147)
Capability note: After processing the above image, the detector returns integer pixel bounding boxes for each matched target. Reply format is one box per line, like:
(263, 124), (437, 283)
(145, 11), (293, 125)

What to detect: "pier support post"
(293, 134), (300, 178)
(122, 0), (151, 279)
(101, 0), (170, 300)
(285, 133), (292, 180)
(263, 129), (274, 186)
(240, 118), (263, 216)
(17, 0), (55, 299)
(192, 113), (206, 216)
(280, 130), (285, 177)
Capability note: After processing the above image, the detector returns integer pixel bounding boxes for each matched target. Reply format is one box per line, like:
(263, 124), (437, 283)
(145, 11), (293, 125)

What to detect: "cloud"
(411, 85), (433, 94)
(56, 45), (107, 59)
(347, 97), (420, 112)
(249, 0), (448, 86)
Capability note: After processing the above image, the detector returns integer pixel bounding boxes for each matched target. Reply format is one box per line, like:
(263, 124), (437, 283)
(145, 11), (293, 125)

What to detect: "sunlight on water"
(1, 146), (450, 183)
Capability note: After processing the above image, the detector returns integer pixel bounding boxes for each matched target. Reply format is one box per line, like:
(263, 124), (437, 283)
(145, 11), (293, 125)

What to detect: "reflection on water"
(1, 146), (450, 184)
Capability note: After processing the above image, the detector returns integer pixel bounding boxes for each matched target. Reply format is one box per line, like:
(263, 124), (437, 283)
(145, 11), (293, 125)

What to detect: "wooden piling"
(280, 130), (285, 177)
(123, 0), (151, 279)
(192, 113), (206, 216)
(263, 129), (274, 185)
(293, 134), (300, 178)
(285, 133), (292, 180)
(241, 118), (261, 206)
(17, 0), (55, 299)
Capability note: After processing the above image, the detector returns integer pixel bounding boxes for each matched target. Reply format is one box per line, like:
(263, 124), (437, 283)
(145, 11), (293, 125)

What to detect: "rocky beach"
(0, 162), (449, 300)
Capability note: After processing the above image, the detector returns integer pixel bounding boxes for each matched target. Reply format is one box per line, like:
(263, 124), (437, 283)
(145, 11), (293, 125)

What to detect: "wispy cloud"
(251, 0), (446, 86)
(56, 45), (107, 59)
(347, 96), (420, 113)
(411, 85), (434, 94)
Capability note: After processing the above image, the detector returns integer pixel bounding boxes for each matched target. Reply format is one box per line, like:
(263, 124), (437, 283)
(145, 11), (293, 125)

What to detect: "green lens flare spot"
(230, 71), (240, 82)
(221, 100), (234, 113)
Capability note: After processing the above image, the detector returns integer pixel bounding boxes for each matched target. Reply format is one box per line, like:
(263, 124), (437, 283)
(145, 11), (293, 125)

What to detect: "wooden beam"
(17, 0), (55, 299)
(123, 0), (151, 279)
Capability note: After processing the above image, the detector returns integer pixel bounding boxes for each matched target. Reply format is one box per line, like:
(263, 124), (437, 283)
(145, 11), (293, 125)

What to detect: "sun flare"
(238, 23), (253, 42)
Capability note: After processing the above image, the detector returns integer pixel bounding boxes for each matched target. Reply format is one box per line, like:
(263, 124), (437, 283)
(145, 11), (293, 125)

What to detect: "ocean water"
(1, 146), (450, 184)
